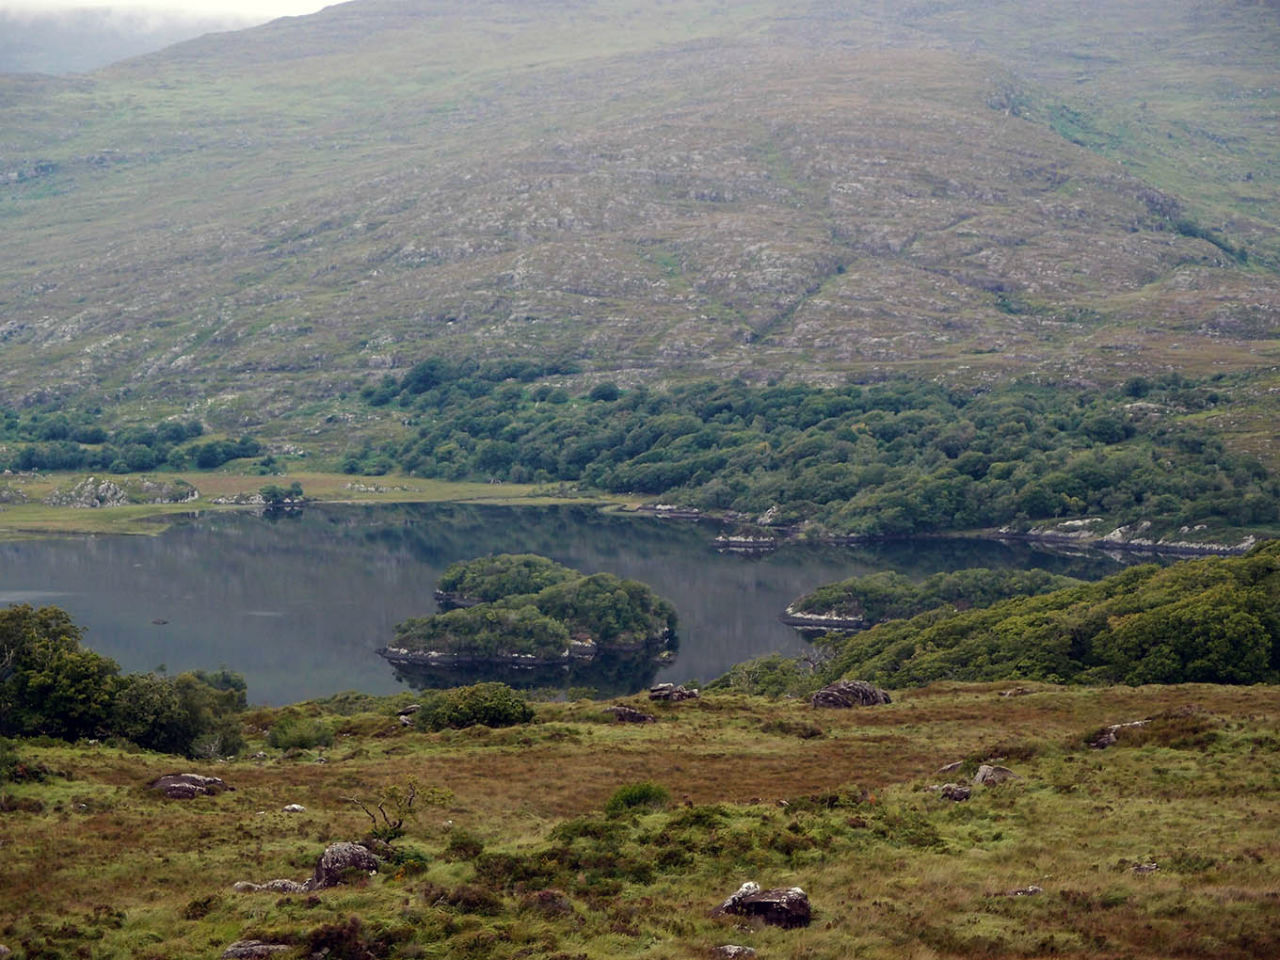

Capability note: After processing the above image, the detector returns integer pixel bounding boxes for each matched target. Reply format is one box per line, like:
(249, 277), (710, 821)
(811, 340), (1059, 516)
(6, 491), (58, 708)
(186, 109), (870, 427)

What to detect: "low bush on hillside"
(414, 682), (534, 731)
(605, 781), (671, 816)
(266, 714), (335, 751)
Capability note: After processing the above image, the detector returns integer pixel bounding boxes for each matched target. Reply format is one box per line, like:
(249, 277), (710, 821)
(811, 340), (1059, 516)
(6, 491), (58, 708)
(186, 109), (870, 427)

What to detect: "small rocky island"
(380, 554), (678, 691)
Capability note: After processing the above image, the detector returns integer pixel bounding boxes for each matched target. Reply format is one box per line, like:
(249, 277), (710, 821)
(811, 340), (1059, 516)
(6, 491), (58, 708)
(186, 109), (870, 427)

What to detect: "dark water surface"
(0, 503), (1139, 703)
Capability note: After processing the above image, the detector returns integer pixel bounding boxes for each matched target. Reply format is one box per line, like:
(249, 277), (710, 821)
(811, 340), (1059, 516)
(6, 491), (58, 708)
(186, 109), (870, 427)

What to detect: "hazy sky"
(2, 0), (331, 19)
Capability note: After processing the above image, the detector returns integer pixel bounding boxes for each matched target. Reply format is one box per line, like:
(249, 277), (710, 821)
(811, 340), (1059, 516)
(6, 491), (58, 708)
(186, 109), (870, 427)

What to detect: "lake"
(0, 502), (1142, 703)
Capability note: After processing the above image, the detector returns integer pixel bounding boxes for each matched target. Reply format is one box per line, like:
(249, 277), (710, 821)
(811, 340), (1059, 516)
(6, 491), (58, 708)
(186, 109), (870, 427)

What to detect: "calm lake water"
(0, 502), (1141, 704)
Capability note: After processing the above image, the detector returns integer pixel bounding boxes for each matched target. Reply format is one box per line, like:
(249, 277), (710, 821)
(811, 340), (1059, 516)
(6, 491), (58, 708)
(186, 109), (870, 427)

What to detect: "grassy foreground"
(0, 471), (619, 538)
(2, 682), (1277, 959)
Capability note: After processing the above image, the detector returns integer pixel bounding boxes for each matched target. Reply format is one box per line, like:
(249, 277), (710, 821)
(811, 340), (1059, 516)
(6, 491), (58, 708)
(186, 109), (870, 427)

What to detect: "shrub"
(0, 737), (21, 783)
(442, 829), (485, 861)
(415, 683), (533, 731)
(604, 781), (670, 816)
(267, 714), (335, 750)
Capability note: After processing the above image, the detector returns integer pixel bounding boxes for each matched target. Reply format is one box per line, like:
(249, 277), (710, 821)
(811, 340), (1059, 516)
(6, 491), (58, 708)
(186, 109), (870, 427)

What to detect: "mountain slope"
(0, 0), (1276, 452)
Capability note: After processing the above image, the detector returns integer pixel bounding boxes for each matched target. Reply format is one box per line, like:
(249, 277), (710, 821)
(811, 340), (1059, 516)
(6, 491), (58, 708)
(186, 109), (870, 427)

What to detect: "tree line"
(0, 409), (264, 472)
(350, 361), (1275, 537)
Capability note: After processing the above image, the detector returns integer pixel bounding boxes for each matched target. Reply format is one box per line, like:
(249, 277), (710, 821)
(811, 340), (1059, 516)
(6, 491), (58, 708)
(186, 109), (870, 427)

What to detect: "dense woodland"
(819, 540), (1280, 687)
(350, 361), (1276, 537)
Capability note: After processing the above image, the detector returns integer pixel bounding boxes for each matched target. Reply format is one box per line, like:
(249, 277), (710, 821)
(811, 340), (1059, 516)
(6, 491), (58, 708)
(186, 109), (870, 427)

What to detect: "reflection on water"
(0, 502), (1141, 703)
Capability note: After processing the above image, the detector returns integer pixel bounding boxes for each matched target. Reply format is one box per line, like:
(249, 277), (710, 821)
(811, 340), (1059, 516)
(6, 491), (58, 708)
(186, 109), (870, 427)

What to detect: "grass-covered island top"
(382, 554), (678, 667)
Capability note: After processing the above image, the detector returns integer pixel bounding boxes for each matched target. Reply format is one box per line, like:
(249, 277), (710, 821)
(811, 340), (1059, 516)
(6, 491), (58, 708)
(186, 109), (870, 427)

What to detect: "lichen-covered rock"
(649, 682), (699, 702)
(1002, 885), (1043, 897)
(713, 881), (811, 928)
(605, 705), (656, 723)
(221, 940), (291, 958)
(149, 773), (232, 799)
(311, 841), (379, 889)
(1088, 719), (1150, 749)
(973, 764), (1018, 786)
(938, 783), (971, 801)
(810, 679), (891, 708)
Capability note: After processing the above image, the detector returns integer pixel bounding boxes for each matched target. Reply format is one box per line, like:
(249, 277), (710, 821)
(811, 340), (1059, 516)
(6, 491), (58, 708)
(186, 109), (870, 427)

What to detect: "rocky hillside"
(0, 0), (1276, 452)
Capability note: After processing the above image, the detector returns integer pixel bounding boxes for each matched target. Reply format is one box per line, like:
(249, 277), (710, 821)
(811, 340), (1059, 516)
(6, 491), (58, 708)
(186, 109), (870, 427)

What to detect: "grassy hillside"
(1, 682), (1277, 959)
(0, 0), (1276, 462)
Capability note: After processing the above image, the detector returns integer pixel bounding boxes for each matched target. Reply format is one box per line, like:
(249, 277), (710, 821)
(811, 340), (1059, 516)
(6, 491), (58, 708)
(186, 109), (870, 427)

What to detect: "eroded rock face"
(713, 881), (812, 928)
(311, 841), (379, 889)
(149, 773), (232, 799)
(810, 679), (891, 708)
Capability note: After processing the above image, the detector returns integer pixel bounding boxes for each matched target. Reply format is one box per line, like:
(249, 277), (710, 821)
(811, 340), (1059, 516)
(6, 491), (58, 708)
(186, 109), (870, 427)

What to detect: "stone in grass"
(713, 881), (812, 929)
(282, 803), (306, 813)
(810, 680), (891, 709)
(936, 783), (971, 802)
(149, 773), (233, 799)
(715, 947), (757, 959)
(310, 841), (380, 889)
(649, 682), (699, 702)
(973, 764), (1018, 786)
(605, 705), (657, 723)
(221, 941), (291, 958)
(235, 841), (380, 894)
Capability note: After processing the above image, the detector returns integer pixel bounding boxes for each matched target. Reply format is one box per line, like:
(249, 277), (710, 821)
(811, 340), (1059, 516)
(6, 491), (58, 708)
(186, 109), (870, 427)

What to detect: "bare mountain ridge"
(0, 0), (1276, 447)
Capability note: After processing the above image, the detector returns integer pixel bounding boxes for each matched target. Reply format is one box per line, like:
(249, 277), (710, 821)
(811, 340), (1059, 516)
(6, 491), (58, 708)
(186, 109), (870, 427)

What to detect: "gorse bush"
(267, 714), (335, 750)
(605, 781), (671, 816)
(415, 683), (534, 731)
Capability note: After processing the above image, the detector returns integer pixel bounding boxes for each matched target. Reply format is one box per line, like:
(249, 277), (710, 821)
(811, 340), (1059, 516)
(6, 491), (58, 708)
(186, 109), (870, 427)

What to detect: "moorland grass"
(0, 682), (1276, 959)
